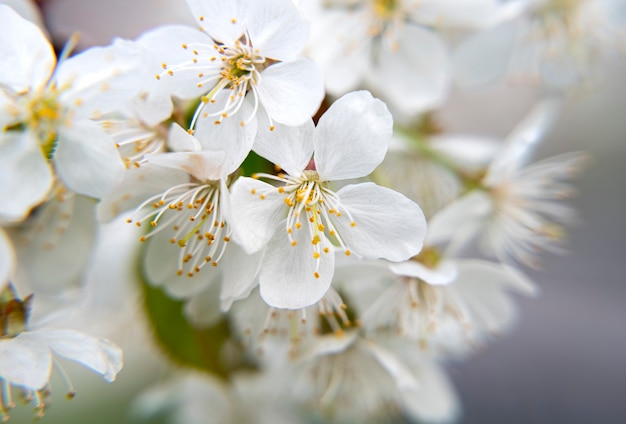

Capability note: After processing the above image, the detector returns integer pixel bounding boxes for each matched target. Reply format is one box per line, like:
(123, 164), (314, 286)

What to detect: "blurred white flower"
(0, 283), (123, 421)
(454, 0), (626, 89)
(376, 117), (499, 217)
(133, 371), (307, 424)
(231, 91), (426, 309)
(291, 331), (460, 424)
(427, 99), (588, 267)
(338, 252), (537, 357)
(304, 0), (521, 115)
(0, 6), (145, 220)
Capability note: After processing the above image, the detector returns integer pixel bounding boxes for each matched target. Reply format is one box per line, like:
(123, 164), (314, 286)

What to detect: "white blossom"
(427, 100), (588, 267)
(0, 283), (123, 420)
(0, 6), (144, 221)
(231, 91), (427, 309)
(138, 0), (324, 149)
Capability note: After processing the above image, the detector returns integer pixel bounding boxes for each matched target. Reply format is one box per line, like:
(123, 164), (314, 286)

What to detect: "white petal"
(426, 190), (492, 246)
(97, 161), (189, 222)
(315, 91), (392, 181)
(452, 22), (517, 88)
(368, 25), (449, 116)
(364, 340), (420, 392)
(0, 332), (51, 390)
(1, 0), (47, 32)
(413, 0), (525, 29)
(388, 260), (458, 286)
(184, 282), (223, 328)
(14, 195), (96, 295)
(35, 329), (123, 382)
(0, 5), (54, 92)
(306, 10), (370, 95)
(334, 183), (427, 261)
(138, 24), (214, 99)
(193, 95), (257, 175)
(145, 150), (226, 182)
(56, 39), (147, 119)
(230, 177), (286, 253)
(186, 0), (244, 46)
(429, 135), (499, 172)
(247, 0), (309, 61)
(401, 359), (461, 424)
(0, 132), (53, 221)
(259, 225), (334, 309)
(253, 116), (314, 177)
(0, 228), (15, 283)
(485, 98), (562, 184)
(456, 260), (538, 296)
(55, 120), (125, 199)
(256, 58), (324, 126)
(168, 122), (201, 152)
(219, 244), (263, 311)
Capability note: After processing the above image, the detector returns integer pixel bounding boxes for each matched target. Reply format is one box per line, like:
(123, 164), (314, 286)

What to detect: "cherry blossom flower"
(98, 123), (250, 283)
(303, 0), (522, 115)
(427, 100), (588, 267)
(336, 250), (537, 357)
(231, 91), (427, 309)
(0, 5), (144, 221)
(138, 0), (324, 149)
(0, 283), (123, 421)
(454, 0), (626, 89)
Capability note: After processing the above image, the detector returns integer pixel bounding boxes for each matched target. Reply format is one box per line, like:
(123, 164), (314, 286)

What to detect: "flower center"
(19, 85), (69, 159)
(251, 170), (357, 279)
(372, 0), (399, 19)
(158, 32), (270, 129)
(0, 284), (31, 339)
(127, 181), (230, 277)
(100, 118), (167, 168)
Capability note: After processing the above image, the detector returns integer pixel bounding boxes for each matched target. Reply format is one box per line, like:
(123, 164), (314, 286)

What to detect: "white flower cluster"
(0, 0), (601, 422)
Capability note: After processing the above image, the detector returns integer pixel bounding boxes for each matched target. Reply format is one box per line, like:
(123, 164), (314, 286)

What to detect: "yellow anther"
(345, 250), (351, 256)
(313, 272), (320, 279)
(291, 240), (298, 246)
(313, 252), (321, 259)
(350, 221), (357, 227)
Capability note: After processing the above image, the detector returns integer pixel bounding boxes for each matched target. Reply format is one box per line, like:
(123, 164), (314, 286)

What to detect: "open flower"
(304, 0), (521, 115)
(0, 6), (144, 221)
(99, 123), (247, 280)
(453, 0), (626, 89)
(139, 0), (324, 149)
(0, 283), (123, 420)
(427, 100), (588, 267)
(231, 91), (427, 309)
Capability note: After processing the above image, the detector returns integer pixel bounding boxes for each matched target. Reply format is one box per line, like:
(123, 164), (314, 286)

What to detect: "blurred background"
(6, 0), (626, 423)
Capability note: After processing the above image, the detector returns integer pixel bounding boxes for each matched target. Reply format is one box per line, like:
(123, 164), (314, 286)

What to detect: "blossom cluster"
(0, 0), (606, 422)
